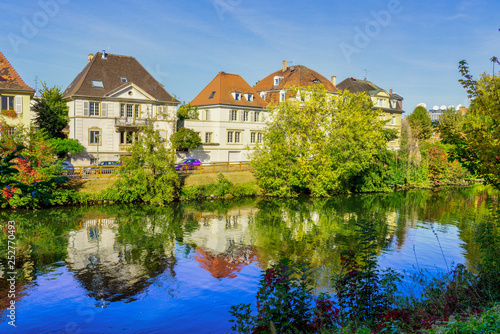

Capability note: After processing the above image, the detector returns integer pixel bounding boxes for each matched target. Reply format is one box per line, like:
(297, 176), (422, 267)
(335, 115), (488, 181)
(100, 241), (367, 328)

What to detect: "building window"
(280, 91), (286, 102)
(91, 80), (104, 88)
(90, 158), (97, 165)
(209, 91), (215, 99)
(230, 110), (238, 121)
(205, 132), (212, 143)
(390, 100), (396, 109)
(246, 94), (253, 102)
(274, 76), (284, 86)
(89, 102), (100, 116)
(227, 131), (233, 143)
(120, 130), (135, 145)
(227, 131), (241, 143)
(7, 127), (15, 136)
(205, 110), (211, 121)
(254, 111), (260, 122)
(257, 133), (262, 143)
(89, 129), (101, 145)
(121, 77), (127, 83)
(243, 111), (248, 122)
(250, 132), (256, 143)
(234, 132), (241, 143)
(234, 93), (241, 101)
(1, 96), (14, 110)
(135, 105), (140, 118)
(120, 103), (140, 118)
(260, 92), (267, 100)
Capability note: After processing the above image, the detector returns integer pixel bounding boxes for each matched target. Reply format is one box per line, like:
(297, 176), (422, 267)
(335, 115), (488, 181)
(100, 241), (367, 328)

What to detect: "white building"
(183, 72), (268, 162)
(63, 52), (179, 166)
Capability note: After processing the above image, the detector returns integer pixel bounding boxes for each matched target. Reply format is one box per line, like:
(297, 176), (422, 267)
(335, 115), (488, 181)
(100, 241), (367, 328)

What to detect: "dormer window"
(390, 100), (396, 109)
(312, 79), (320, 84)
(274, 76), (284, 86)
(232, 92), (241, 101)
(92, 80), (104, 88)
(260, 92), (267, 100)
(246, 94), (253, 102)
(209, 91), (216, 99)
(121, 77), (128, 83)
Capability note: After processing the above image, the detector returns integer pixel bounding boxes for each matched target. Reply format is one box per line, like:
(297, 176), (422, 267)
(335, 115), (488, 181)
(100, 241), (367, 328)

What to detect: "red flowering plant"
(1, 109), (17, 118)
(0, 125), (68, 208)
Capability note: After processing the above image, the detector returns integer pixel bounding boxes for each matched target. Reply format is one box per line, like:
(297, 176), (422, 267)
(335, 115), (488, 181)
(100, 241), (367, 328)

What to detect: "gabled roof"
(254, 64), (337, 103)
(0, 52), (35, 93)
(63, 52), (179, 104)
(190, 72), (267, 108)
(337, 77), (404, 112)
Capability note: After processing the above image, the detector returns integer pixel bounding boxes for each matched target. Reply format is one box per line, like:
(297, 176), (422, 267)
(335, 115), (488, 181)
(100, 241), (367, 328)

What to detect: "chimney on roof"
(331, 75), (336, 86)
(390, 89), (393, 95)
(88, 53), (93, 63)
(282, 60), (287, 72)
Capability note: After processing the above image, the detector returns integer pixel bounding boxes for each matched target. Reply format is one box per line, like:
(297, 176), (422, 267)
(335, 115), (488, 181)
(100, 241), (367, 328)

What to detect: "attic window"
(92, 80), (104, 88)
(121, 77), (127, 83)
(274, 76), (284, 86)
(260, 92), (267, 100)
(209, 91), (216, 99)
(312, 79), (320, 84)
(246, 94), (253, 102)
(232, 92), (241, 101)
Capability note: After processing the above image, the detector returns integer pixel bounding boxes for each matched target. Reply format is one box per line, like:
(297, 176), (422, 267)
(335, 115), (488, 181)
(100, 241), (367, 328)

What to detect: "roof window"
(274, 76), (284, 86)
(246, 94), (253, 102)
(92, 80), (104, 88)
(209, 91), (216, 99)
(232, 92), (241, 101)
(121, 77), (127, 83)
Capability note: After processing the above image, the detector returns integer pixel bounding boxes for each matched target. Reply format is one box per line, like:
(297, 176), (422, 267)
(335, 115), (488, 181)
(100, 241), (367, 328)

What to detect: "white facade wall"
(67, 87), (177, 166)
(182, 105), (268, 163)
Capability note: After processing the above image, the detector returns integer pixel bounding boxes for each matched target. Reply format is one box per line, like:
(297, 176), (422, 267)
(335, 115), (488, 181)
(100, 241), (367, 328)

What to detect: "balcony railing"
(115, 118), (149, 127)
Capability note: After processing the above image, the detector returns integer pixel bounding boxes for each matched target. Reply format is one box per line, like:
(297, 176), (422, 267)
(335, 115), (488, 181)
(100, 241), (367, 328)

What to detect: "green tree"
(250, 85), (388, 197)
(111, 120), (180, 205)
(171, 127), (201, 151)
(176, 103), (199, 125)
(407, 105), (433, 141)
(454, 60), (500, 189)
(32, 83), (69, 139)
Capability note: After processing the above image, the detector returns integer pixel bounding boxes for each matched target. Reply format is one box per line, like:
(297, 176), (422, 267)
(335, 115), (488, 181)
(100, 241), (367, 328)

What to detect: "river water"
(0, 185), (497, 333)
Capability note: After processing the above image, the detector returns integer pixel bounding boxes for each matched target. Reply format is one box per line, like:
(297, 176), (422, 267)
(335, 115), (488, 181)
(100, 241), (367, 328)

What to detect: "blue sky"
(2, 0), (499, 113)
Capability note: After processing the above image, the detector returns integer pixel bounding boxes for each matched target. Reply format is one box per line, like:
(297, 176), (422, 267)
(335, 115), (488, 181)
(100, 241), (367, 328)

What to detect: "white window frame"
(89, 101), (100, 116)
(89, 129), (101, 145)
(243, 111), (248, 122)
(230, 110), (238, 121)
(91, 80), (104, 88)
(254, 111), (260, 122)
(205, 132), (212, 143)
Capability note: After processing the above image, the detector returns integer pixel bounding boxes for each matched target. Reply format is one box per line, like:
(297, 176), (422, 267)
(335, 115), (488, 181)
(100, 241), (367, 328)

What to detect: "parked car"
(61, 161), (74, 172)
(84, 161), (121, 174)
(175, 159), (201, 171)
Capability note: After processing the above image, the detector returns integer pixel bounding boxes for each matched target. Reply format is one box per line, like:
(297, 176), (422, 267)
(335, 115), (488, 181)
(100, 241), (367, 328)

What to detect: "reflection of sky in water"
(0, 187), (495, 333)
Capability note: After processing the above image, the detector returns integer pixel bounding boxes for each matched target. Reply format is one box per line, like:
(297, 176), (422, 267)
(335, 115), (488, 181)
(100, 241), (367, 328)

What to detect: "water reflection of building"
(185, 208), (259, 279)
(66, 216), (175, 302)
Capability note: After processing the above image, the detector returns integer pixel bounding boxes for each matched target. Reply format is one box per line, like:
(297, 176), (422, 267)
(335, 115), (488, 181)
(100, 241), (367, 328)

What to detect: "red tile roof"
(190, 72), (267, 108)
(0, 52), (35, 93)
(63, 52), (178, 104)
(254, 65), (337, 103)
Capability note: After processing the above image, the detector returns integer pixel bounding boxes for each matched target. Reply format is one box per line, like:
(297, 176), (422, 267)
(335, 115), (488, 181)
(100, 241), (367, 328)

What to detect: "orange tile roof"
(254, 65), (337, 103)
(0, 52), (35, 93)
(190, 72), (267, 108)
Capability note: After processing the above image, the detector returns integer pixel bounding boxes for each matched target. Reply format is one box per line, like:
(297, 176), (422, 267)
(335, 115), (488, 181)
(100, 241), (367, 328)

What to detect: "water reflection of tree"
(67, 205), (200, 302)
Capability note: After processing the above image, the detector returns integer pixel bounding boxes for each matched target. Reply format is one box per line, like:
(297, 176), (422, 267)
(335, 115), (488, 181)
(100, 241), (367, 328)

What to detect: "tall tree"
(454, 60), (500, 189)
(250, 85), (388, 197)
(407, 106), (432, 141)
(32, 83), (69, 139)
(112, 120), (179, 205)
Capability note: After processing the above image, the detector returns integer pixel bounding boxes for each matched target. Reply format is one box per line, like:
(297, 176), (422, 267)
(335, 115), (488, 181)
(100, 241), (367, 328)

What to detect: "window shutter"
(107, 102), (114, 116)
(229, 111), (232, 121)
(142, 104), (148, 118)
(101, 103), (108, 117)
(15, 96), (23, 114)
(239, 111), (243, 122)
(83, 101), (89, 116)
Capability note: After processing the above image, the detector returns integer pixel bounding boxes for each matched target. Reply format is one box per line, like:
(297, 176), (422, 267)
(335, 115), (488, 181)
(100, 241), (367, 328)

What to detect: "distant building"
(185, 72), (268, 162)
(63, 52), (179, 166)
(254, 60), (338, 104)
(336, 77), (404, 150)
(0, 52), (36, 133)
